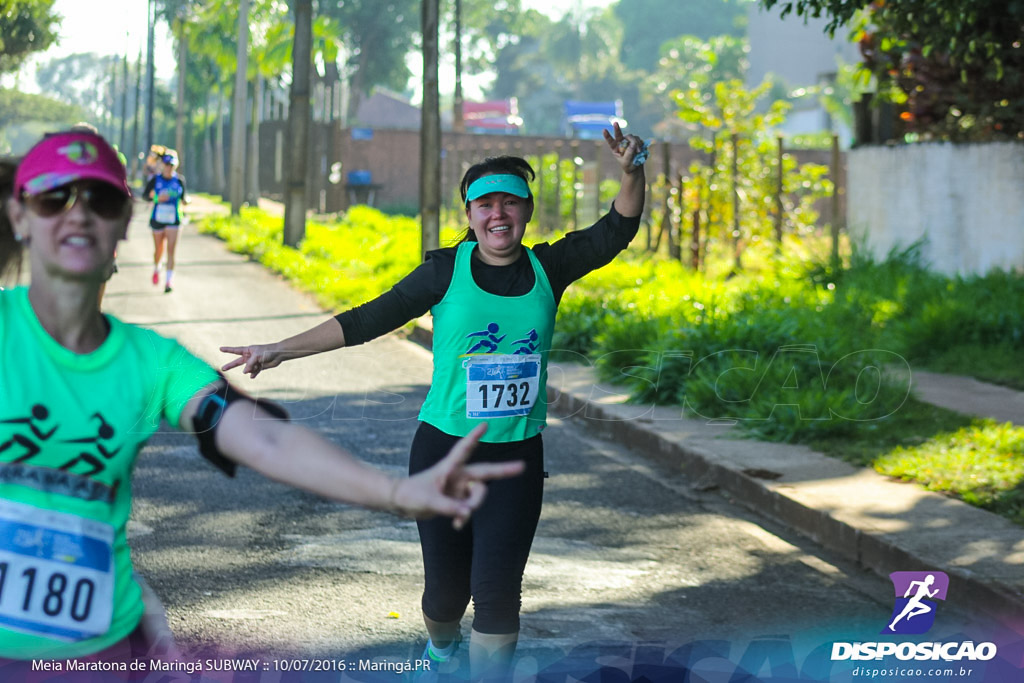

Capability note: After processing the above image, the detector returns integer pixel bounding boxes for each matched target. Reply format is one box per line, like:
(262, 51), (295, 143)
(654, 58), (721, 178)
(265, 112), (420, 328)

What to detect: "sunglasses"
(22, 183), (129, 220)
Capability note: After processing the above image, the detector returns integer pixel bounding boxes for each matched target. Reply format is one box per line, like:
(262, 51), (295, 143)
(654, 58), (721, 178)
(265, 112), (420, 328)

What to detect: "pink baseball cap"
(15, 131), (131, 198)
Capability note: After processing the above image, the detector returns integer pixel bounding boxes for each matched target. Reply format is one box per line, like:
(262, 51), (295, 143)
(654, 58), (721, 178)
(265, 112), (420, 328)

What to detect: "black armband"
(192, 377), (290, 477)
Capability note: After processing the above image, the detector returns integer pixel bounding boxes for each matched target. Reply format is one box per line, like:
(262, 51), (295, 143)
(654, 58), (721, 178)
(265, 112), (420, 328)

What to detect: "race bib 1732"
(464, 354), (541, 419)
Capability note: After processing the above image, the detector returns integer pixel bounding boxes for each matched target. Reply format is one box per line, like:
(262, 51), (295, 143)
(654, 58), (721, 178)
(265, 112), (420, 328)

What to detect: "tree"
(421, 0), (441, 257)
(35, 53), (122, 119)
(669, 38), (832, 270)
(181, 0), (248, 196)
(642, 34), (748, 141)
(318, 0), (417, 123)
(614, 0), (747, 72)
(229, 0), (249, 215)
(156, 0), (193, 173)
(487, 10), (564, 134)
(0, 0), (60, 74)
(488, 1), (749, 136)
(283, 0), (312, 247)
(488, 7), (639, 134)
(156, 0), (233, 187)
(0, 89), (84, 152)
(159, 0), (251, 188)
(759, 0), (1024, 140)
(450, 0), (523, 75)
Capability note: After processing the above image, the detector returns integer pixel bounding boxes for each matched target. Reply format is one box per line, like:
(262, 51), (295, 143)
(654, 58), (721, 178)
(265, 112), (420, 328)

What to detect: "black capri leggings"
(410, 421), (545, 634)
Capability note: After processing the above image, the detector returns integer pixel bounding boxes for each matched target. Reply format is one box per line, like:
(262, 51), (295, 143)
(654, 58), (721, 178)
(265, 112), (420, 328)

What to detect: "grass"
(193, 197), (1024, 526)
(922, 343), (1024, 391)
(873, 420), (1024, 524)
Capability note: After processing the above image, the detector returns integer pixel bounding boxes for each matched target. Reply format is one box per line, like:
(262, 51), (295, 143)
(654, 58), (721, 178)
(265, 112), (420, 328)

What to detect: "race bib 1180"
(0, 499), (114, 641)
(464, 354), (541, 418)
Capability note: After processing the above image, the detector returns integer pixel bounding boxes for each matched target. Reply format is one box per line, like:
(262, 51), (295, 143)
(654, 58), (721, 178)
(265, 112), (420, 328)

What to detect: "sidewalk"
(542, 364), (1024, 629)
(189, 194), (1024, 631)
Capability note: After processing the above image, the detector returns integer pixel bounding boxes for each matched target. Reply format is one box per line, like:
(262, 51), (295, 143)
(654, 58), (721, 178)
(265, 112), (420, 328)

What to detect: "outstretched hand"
(603, 121), (646, 174)
(219, 343), (281, 378)
(392, 424), (524, 529)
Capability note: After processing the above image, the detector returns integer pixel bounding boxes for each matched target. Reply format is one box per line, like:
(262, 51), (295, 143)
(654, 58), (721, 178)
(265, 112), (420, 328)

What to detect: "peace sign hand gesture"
(603, 121), (648, 174)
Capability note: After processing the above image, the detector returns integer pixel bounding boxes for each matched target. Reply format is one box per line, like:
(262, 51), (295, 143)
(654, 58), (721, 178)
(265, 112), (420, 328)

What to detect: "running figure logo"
(883, 571), (949, 635)
(466, 323), (506, 354)
(58, 141), (99, 165)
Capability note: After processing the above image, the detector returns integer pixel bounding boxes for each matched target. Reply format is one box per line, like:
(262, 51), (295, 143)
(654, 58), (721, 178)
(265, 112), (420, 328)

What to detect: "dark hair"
(459, 155), (535, 204)
(456, 155), (535, 244)
(0, 157), (21, 285)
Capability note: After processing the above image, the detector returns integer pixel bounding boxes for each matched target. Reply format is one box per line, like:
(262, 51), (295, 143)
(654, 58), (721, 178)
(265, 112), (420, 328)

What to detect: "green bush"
(200, 205), (423, 312)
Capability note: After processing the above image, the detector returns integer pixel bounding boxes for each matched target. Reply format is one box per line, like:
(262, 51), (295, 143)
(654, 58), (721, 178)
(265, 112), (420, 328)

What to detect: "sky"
(34, 0), (175, 79)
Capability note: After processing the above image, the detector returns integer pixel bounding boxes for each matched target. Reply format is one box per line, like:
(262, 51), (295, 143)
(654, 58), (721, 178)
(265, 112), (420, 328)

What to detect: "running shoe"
(416, 633), (462, 679)
(152, 270), (159, 285)
(164, 284), (173, 294)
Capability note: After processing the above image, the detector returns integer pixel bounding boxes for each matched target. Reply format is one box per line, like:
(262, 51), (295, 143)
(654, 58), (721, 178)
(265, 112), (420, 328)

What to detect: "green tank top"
(419, 241), (556, 442)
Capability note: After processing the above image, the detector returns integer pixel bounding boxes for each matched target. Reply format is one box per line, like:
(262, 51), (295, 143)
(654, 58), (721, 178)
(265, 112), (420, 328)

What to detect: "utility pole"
(420, 0), (441, 258)
(283, 0), (312, 247)
(229, 0), (250, 215)
(145, 0), (156, 153)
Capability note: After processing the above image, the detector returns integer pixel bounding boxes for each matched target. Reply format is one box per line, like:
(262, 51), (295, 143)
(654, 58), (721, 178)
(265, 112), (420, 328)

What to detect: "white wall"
(847, 143), (1024, 276)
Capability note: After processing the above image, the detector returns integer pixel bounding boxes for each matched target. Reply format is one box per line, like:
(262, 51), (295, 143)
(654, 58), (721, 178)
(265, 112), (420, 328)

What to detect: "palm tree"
(229, 0), (250, 215)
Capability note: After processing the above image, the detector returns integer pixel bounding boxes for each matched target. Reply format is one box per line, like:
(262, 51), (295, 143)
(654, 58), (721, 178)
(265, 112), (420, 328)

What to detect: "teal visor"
(465, 174), (531, 204)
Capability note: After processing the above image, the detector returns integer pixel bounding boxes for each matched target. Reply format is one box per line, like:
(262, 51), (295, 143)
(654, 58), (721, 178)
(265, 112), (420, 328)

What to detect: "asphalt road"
(104, 200), (992, 679)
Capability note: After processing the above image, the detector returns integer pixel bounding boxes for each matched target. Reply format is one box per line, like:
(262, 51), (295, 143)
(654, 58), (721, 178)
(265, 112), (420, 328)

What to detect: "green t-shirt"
(0, 287), (219, 659)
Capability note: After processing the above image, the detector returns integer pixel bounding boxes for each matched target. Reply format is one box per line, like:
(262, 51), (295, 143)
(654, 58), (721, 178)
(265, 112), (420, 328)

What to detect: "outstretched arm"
(602, 121), (646, 218)
(180, 389), (521, 528)
(142, 176), (157, 201)
(220, 318), (347, 377)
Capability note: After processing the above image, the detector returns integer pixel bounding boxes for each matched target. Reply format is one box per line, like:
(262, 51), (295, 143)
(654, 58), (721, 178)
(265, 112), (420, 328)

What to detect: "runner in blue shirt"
(142, 152), (186, 293)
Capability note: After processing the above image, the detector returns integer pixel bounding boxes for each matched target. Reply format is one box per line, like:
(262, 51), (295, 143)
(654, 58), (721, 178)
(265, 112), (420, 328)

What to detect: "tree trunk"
(284, 0), (313, 247)
(175, 17), (188, 175)
(346, 52), (367, 125)
(130, 50), (142, 182)
(202, 110), (215, 192)
(145, 0), (156, 152)
(214, 94), (227, 195)
(452, 0), (464, 133)
(119, 53), (129, 156)
(420, 0), (441, 258)
(247, 75), (261, 205)
(229, 0), (250, 215)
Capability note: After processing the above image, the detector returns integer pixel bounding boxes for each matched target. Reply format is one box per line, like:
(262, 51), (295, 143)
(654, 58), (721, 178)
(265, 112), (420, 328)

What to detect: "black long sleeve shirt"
(335, 205), (641, 346)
